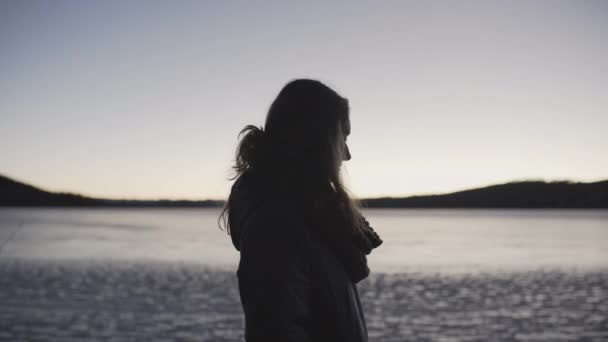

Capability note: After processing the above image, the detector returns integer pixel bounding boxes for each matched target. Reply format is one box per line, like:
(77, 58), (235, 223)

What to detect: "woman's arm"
(237, 212), (311, 342)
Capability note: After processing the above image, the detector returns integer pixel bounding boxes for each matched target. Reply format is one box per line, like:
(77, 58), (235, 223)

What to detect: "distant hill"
(361, 180), (608, 208)
(0, 175), (221, 207)
(1, 174), (607, 208)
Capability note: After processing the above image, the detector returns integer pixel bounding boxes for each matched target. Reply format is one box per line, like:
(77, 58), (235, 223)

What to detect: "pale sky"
(1, 0), (607, 200)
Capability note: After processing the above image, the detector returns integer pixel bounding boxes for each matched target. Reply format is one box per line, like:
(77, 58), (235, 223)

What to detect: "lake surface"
(1, 208), (607, 341)
(0, 208), (607, 272)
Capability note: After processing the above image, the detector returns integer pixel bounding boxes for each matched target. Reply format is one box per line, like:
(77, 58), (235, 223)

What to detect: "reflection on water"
(0, 208), (607, 341)
(0, 261), (243, 342)
(360, 270), (608, 341)
(1, 208), (607, 272)
(0, 261), (606, 342)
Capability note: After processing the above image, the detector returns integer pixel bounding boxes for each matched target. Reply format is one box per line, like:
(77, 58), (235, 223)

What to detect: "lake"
(1, 208), (607, 341)
(0, 208), (607, 272)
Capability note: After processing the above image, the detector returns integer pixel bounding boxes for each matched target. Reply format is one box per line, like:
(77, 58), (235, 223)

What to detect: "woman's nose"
(344, 144), (351, 161)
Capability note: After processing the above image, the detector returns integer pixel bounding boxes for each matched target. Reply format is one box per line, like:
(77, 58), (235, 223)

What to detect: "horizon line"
(2, 172), (607, 203)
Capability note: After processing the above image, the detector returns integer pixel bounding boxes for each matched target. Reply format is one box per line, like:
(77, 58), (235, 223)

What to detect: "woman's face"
(341, 118), (351, 161)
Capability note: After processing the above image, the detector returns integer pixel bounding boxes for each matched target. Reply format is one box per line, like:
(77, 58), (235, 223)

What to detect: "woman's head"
(264, 79), (350, 164)
(235, 79), (351, 175)
(221, 79), (361, 233)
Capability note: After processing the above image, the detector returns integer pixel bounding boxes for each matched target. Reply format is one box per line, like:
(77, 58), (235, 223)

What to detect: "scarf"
(312, 215), (383, 283)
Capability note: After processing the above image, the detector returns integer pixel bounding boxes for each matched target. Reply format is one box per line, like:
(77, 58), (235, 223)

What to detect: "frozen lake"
(0, 208), (607, 272)
(1, 208), (607, 341)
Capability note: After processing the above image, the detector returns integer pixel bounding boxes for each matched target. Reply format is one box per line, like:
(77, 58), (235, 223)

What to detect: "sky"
(0, 0), (607, 200)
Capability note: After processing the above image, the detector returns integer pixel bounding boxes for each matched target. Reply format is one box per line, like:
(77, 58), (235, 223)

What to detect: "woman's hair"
(219, 79), (362, 234)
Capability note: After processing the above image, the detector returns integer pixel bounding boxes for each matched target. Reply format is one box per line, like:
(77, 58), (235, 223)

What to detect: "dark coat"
(229, 174), (370, 342)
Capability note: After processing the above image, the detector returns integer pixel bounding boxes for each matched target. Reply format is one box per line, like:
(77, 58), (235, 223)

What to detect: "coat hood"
(228, 173), (266, 251)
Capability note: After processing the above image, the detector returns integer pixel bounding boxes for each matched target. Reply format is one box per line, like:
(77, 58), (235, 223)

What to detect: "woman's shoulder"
(245, 199), (310, 240)
(238, 199), (313, 249)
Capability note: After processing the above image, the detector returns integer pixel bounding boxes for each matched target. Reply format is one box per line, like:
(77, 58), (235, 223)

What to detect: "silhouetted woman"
(220, 79), (382, 342)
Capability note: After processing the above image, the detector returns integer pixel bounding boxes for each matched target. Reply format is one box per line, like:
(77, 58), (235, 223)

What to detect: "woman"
(220, 79), (382, 342)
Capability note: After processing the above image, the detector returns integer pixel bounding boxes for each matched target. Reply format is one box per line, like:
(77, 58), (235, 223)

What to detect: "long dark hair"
(219, 79), (362, 235)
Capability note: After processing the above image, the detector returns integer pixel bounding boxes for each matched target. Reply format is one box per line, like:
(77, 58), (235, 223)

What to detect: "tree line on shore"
(1, 174), (606, 208)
